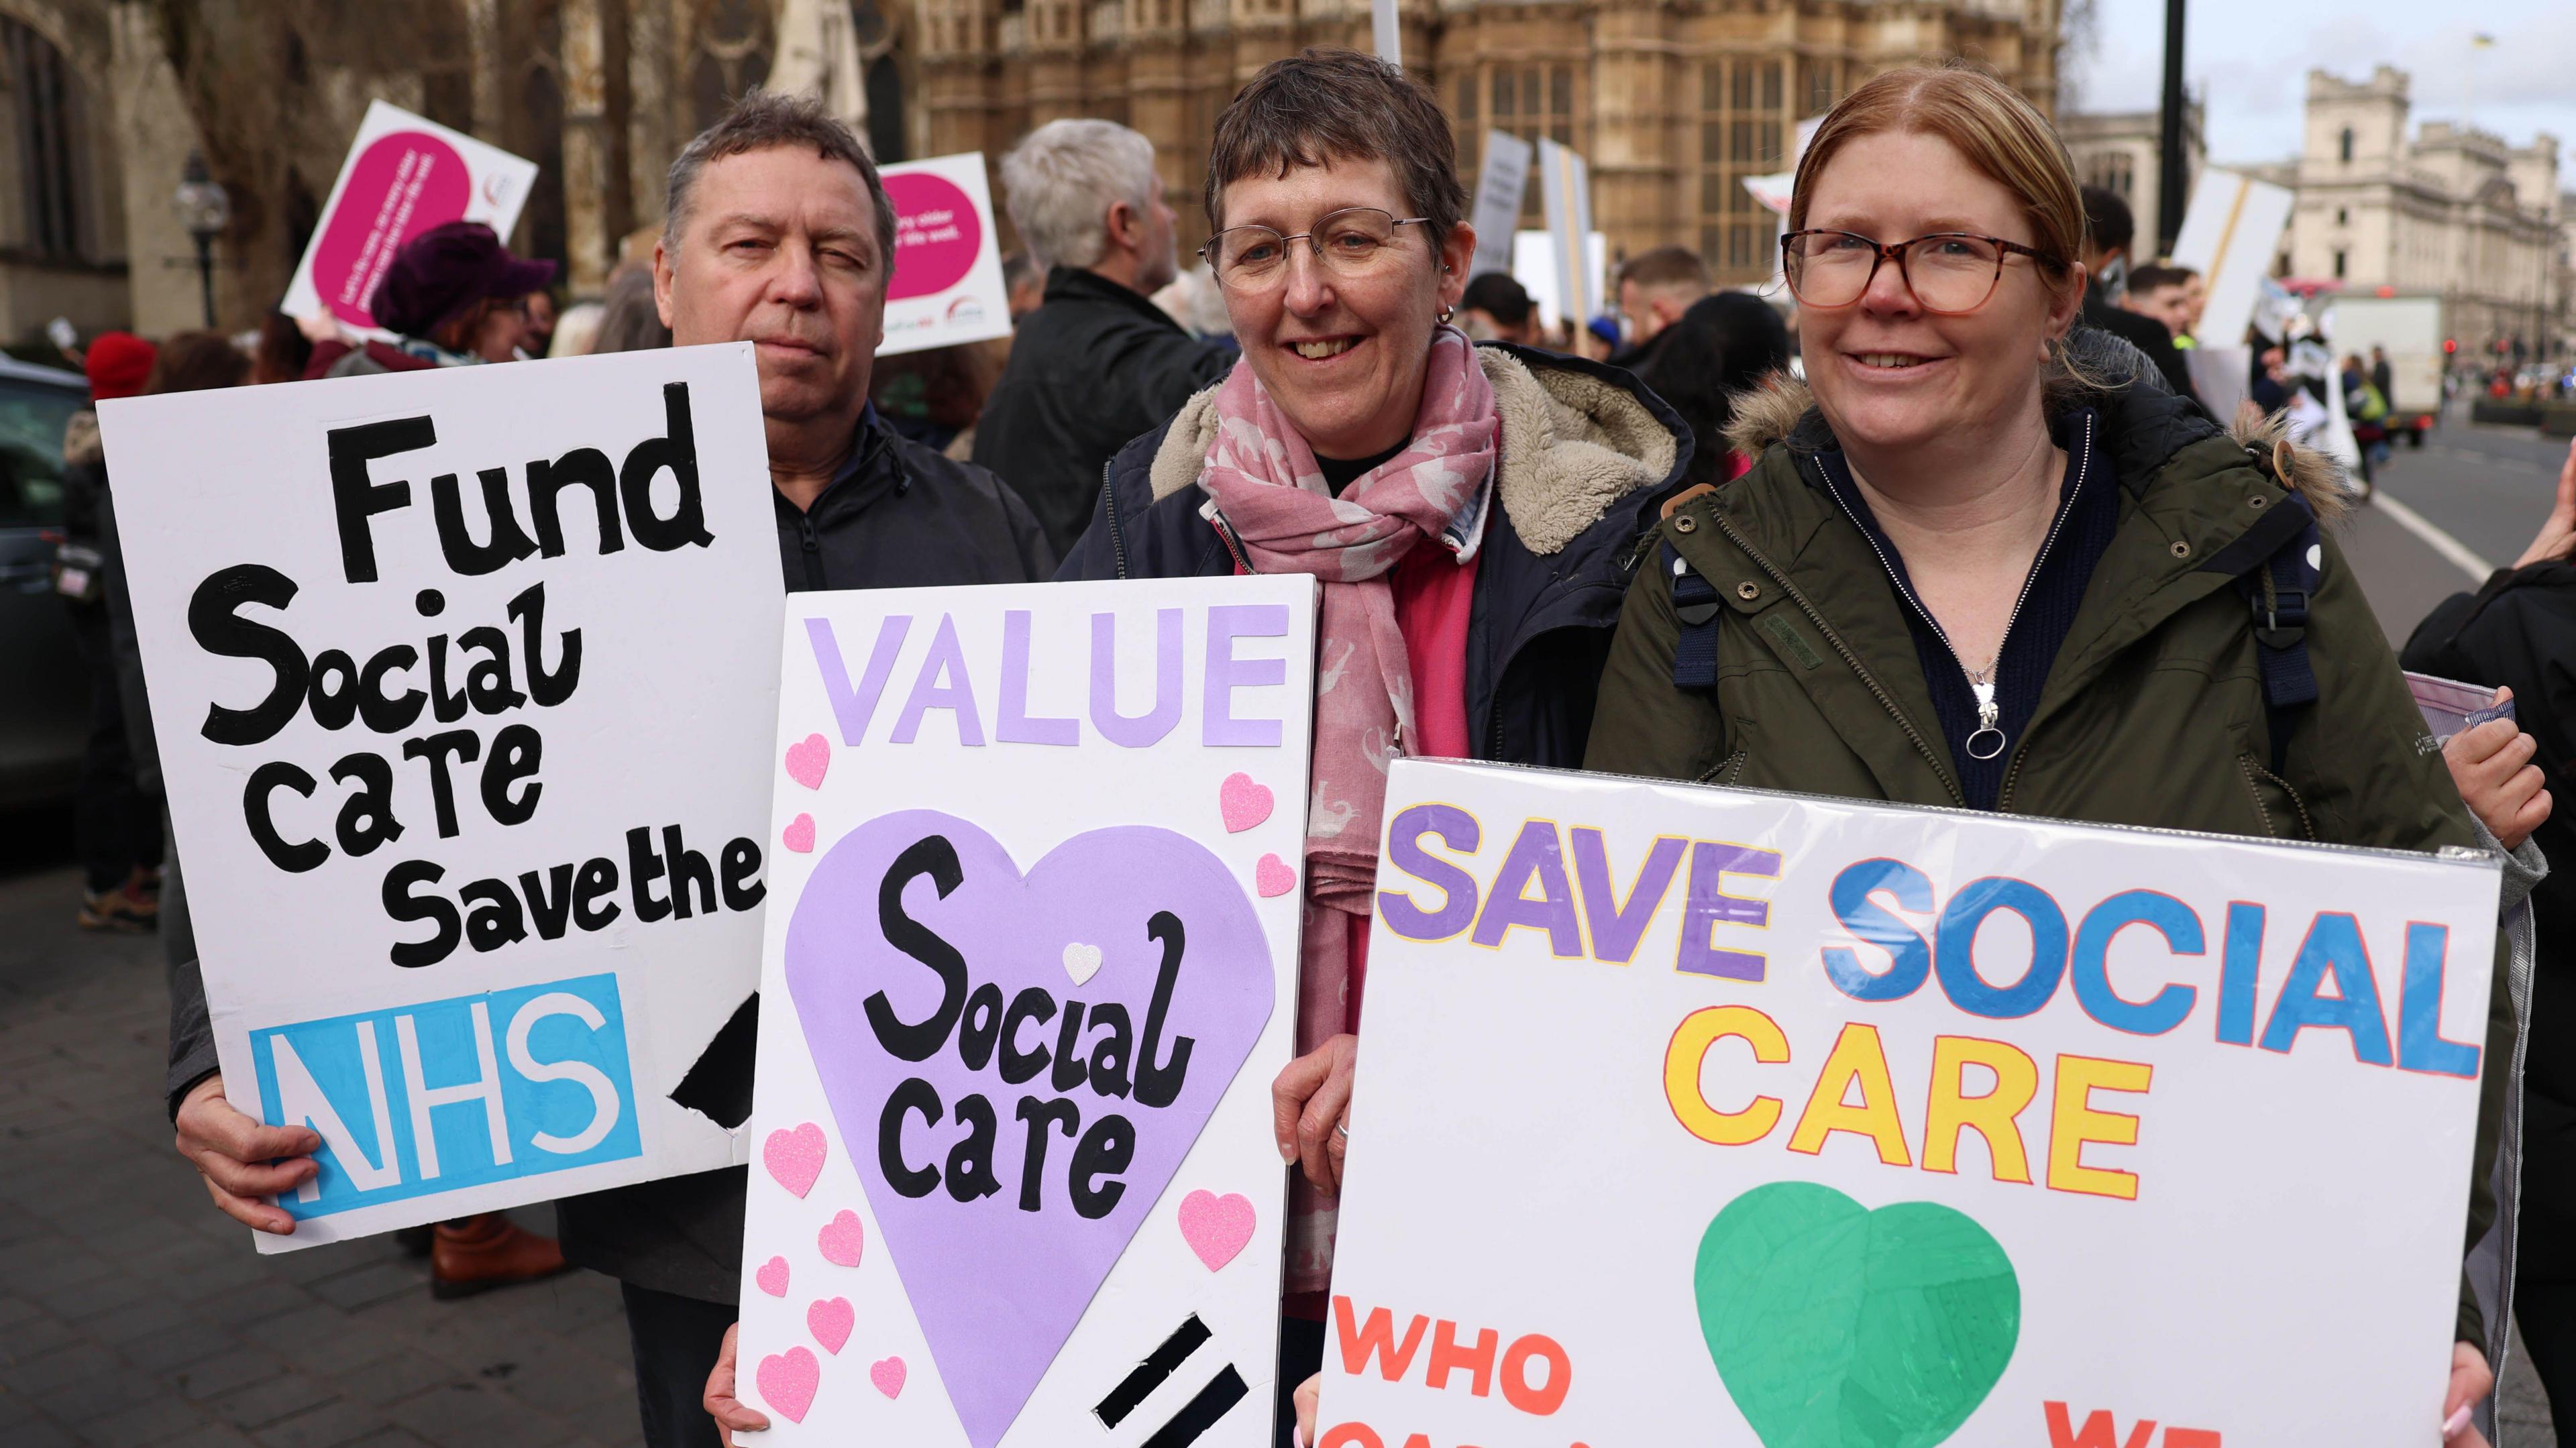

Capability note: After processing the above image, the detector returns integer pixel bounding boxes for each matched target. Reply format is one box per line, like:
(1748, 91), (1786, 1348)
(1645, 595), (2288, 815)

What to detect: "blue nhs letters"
(248, 973), (643, 1219)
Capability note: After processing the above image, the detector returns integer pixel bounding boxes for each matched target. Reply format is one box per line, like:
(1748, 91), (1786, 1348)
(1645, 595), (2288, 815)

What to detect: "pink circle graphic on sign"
(309, 131), (473, 329)
(883, 171), (981, 301)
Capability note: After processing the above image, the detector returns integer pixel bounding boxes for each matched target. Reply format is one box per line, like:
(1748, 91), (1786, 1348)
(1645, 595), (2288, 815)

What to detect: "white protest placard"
(736, 577), (1316, 1446)
(280, 99), (540, 333)
(1511, 229), (1605, 333)
(1319, 760), (2499, 1447)
(1371, 0), (1401, 66)
(1537, 139), (1595, 329)
(1467, 131), (1532, 281)
(878, 152), (1012, 357)
(101, 346), (785, 1249)
(2171, 167), (2296, 348)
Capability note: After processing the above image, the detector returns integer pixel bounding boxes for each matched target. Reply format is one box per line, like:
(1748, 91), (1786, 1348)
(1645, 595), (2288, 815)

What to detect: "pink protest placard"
(280, 101), (539, 334)
(875, 153), (1012, 357)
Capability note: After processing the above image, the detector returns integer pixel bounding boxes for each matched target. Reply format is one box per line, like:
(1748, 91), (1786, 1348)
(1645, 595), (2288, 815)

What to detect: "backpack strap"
(1664, 541), (1724, 690)
(2232, 488), (2323, 776)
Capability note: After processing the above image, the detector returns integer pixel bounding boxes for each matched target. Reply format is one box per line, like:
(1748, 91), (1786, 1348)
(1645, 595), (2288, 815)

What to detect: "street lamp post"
(2155, 0), (2188, 258)
(173, 152), (229, 330)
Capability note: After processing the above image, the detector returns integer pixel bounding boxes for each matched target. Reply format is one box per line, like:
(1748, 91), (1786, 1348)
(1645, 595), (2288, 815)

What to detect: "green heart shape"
(1694, 1181), (2019, 1448)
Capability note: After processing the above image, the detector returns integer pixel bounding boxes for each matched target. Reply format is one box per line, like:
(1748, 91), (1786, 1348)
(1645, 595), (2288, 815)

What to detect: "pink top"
(1340, 540), (1481, 1029)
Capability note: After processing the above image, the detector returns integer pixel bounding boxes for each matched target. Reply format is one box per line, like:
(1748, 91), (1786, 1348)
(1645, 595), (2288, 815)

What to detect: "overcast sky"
(2065, 0), (2576, 170)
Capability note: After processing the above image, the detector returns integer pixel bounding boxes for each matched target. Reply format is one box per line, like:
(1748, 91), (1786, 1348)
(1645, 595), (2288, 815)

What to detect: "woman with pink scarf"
(1053, 48), (1692, 1444)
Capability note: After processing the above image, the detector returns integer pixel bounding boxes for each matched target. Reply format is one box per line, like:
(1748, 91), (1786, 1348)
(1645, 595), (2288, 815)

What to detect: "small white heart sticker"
(1062, 942), (1104, 985)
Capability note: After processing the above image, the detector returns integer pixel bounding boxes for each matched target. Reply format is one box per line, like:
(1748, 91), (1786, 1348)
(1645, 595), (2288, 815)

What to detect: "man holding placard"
(166, 91), (1050, 1448)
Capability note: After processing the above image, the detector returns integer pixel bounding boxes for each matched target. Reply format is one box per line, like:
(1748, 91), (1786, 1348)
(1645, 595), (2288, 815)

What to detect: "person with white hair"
(973, 117), (1236, 555)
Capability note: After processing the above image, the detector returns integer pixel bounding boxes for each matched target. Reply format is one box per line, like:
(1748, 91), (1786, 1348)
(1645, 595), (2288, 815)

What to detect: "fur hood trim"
(1721, 343), (2351, 527)
(1146, 347), (1676, 557)
(2222, 407), (2351, 526)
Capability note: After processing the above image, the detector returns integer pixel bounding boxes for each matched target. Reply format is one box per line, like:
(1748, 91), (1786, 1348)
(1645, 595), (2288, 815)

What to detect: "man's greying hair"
(1000, 119), (1157, 272)
(1205, 48), (1466, 245)
(665, 90), (897, 264)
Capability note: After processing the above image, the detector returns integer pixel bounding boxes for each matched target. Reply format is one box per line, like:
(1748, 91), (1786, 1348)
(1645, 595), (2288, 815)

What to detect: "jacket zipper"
(1709, 508), (1964, 807)
(1818, 412), (2094, 771)
(1099, 461), (1129, 580)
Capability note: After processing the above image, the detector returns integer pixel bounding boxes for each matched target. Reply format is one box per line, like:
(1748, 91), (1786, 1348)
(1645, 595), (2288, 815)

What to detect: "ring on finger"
(1334, 1119), (1349, 1140)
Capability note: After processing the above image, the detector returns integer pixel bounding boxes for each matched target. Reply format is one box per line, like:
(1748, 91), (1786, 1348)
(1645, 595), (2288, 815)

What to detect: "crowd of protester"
(33, 43), (2576, 1448)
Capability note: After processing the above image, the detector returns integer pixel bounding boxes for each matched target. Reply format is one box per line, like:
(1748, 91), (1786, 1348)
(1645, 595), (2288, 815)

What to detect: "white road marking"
(2370, 490), (2494, 582)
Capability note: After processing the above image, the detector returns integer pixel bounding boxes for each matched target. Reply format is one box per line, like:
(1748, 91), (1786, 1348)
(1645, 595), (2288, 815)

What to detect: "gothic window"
(693, 0), (775, 133)
(2086, 152), (2133, 199)
(2339, 127), (2353, 164)
(853, 1), (906, 162)
(1, 17), (85, 260)
(1483, 62), (1576, 222)
(1700, 57), (1786, 282)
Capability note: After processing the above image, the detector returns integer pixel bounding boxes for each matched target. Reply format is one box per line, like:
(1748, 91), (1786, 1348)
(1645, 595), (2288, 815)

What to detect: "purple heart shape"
(786, 810), (1273, 1447)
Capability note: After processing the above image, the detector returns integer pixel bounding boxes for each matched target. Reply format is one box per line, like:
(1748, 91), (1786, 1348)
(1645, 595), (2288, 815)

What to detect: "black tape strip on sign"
(1140, 1365), (1250, 1448)
(1095, 1315), (1212, 1429)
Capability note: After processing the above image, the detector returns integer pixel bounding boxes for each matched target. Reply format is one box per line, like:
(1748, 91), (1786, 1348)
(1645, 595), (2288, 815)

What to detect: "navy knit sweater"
(1809, 410), (2116, 810)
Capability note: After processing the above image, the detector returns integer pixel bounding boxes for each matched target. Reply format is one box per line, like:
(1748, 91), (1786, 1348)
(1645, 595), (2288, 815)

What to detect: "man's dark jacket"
(972, 266), (1235, 557)
(1055, 343), (1690, 767)
(2083, 284), (2197, 404)
(166, 410), (1051, 1304)
(2404, 560), (2576, 1274)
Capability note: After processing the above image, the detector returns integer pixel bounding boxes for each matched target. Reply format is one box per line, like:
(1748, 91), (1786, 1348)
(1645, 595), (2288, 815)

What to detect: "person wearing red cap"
(57, 331), (163, 934)
(305, 220), (558, 378)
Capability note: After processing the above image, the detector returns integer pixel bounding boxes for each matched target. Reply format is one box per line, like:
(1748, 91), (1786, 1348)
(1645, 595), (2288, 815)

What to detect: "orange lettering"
(2046, 1402), (2156, 1448)
(1333, 1296), (1429, 1382)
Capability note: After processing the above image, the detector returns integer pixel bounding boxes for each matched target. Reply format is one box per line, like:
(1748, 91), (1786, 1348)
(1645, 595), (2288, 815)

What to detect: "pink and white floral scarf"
(1197, 325), (1498, 1292)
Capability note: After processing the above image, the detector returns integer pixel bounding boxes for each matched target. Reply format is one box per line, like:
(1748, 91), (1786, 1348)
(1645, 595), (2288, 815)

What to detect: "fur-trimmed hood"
(1721, 325), (2351, 526)
(1144, 343), (1681, 555)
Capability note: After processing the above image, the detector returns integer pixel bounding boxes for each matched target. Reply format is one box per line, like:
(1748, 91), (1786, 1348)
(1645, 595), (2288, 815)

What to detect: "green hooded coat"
(1584, 344), (2511, 1347)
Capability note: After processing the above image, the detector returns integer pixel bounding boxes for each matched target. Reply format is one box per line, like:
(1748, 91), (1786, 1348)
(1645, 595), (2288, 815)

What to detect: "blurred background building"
(0, 0), (2063, 345)
(2274, 65), (2559, 357)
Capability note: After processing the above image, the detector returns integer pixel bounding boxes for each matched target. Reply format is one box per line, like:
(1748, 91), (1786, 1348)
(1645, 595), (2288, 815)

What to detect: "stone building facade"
(917, 0), (2062, 291)
(2057, 99), (2201, 255)
(2282, 65), (2559, 355)
(0, 0), (914, 341)
(6, 0), (2059, 341)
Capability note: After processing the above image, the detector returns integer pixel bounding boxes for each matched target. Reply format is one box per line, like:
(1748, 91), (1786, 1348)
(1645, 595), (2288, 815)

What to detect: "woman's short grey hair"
(665, 90), (897, 264)
(1205, 48), (1466, 245)
(1000, 119), (1158, 272)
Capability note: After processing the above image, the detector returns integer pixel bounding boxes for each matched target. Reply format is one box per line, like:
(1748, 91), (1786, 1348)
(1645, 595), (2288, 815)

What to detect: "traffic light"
(2444, 338), (2459, 355)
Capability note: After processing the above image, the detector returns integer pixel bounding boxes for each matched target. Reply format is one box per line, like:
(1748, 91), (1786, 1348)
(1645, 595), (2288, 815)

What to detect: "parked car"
(0, 355), (93, 810)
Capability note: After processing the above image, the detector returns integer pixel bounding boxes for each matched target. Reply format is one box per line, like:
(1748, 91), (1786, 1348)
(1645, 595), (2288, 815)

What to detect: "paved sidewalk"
(0, 852), (649, 1448)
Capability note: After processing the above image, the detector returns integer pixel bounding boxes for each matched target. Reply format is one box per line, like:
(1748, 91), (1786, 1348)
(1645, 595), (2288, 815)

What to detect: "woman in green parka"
(1585, 63), (2511, 1441)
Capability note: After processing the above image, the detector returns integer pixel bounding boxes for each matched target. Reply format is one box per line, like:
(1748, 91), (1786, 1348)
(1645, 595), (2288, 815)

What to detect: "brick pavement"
(0, 855), (649, 1448)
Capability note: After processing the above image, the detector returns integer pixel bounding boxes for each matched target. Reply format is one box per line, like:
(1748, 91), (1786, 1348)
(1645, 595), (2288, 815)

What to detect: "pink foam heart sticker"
(1255, 853), (1296, 898)
(786, 732), (831, 790)
(755, 1256), (790, 1297)
(808, 1296), (854, 1355)
(1218, 772), (1273, 833)
(871, 1355), (908, 1399)
(818, 1209), (865, 1266)
(783, 813), (816, 853)
(1177, 1189), (1256, 1272)
(757, 1346), (820, 1423)
(764, 1123), (826, 1199)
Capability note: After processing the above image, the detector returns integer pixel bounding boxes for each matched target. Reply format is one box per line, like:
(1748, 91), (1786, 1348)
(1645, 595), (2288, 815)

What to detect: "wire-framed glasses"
(1200, 207), (1435, 292)
(1780, 229), (2059, 314)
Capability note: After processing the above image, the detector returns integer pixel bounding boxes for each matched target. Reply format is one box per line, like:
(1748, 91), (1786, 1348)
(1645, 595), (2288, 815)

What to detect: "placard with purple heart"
(737, 577), (1316, 1447)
